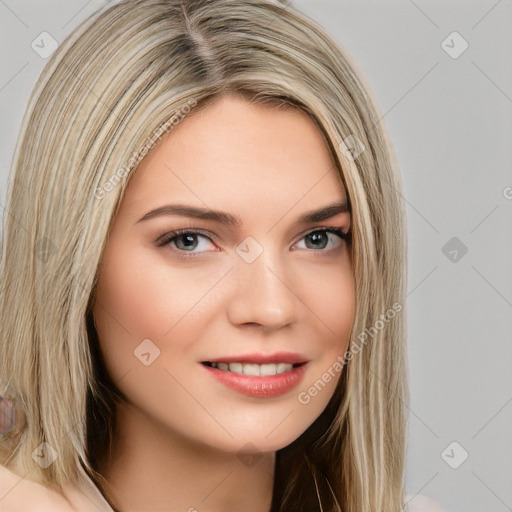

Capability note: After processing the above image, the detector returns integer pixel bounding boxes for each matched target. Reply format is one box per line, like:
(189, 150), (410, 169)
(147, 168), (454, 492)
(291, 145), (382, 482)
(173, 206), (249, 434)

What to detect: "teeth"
(228, 362), (243, 373)
(210, 362), (295, 375)
(242, 363), (260, 376)
(260, 363), (278, 376)
(276, 363), (292, 374)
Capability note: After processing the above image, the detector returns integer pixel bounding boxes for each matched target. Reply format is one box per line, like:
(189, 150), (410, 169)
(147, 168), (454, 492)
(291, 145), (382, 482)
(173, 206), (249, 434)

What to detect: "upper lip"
(202, 352), (309, 365)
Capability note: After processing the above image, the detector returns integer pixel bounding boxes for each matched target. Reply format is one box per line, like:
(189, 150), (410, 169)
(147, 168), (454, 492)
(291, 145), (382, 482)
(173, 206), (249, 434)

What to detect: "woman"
(0, 0), (444, 510)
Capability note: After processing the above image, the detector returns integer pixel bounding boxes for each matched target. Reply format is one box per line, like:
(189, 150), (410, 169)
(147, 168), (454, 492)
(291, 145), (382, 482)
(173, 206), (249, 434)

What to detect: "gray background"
(1, 1), (511, 511)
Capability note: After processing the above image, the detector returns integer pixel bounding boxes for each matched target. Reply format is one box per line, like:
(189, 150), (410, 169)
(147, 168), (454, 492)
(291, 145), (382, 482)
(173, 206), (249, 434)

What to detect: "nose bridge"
(227, 238), (297, 328)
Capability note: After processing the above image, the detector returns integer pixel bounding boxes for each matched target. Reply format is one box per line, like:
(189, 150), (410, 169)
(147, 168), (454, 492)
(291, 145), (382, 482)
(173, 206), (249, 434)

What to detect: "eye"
(156, 227), (350, 259)
(294, 228), (349, 251)
(156, 229), (217, 258)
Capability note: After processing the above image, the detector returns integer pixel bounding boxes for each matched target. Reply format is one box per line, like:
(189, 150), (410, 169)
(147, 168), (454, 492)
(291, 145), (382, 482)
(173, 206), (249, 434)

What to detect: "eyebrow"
(136, 201), (349, 228)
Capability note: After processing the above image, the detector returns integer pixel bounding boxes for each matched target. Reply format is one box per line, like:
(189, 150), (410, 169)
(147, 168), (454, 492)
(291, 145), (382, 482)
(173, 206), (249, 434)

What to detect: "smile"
(202, 361), (305, 376)
(200, 361), (308, 398)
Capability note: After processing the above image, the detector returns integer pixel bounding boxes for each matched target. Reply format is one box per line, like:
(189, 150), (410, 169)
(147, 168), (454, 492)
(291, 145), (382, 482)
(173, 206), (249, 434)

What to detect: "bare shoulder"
(405, 493), (447, 512)
(0, 464), (73, 512)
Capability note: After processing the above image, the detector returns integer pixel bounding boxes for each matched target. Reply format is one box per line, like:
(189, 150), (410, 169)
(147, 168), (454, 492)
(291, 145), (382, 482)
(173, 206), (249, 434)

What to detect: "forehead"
(121, 94), (346, 219)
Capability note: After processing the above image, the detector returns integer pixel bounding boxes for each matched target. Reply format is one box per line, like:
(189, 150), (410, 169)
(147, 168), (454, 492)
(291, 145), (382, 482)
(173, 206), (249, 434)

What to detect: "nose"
(226, 249), (298, 331)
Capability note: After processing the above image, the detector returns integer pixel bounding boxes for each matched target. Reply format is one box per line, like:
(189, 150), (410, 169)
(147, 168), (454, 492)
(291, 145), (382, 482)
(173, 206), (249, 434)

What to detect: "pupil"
(176, 234), (197, 250)
(307, 232), (327, 249)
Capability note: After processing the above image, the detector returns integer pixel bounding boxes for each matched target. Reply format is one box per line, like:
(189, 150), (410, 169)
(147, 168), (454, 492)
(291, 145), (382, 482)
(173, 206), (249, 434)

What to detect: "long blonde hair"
(0, 1), (408, 510)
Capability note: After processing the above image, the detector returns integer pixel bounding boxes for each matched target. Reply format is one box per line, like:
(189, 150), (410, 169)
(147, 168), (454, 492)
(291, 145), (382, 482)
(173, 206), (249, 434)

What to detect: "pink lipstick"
(200, 352), (308, 398)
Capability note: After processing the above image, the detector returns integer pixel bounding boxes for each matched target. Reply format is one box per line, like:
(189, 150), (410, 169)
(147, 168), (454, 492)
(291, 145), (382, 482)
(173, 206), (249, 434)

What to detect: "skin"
(92, 93), (356, 512)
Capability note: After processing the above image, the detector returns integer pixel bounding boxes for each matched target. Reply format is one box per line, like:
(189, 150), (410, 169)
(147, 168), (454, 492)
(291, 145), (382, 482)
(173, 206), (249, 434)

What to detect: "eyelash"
(156, 226), (351, 260)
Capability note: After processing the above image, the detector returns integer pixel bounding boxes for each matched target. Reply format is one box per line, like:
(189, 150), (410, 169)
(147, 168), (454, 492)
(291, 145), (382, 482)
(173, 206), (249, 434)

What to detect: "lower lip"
(201, 363), (308, 398)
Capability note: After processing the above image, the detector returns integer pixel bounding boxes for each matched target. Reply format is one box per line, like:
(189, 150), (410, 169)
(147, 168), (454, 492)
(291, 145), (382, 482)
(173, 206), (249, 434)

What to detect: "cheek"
(304, 257), (356, 348)
(92, 244), (224, 378)
(294, 259), (355, 409)
(326, 272), (355, 344)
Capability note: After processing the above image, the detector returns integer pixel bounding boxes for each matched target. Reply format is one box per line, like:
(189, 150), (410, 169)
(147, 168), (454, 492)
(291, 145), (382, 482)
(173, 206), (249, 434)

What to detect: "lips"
(200, 352), (309, 397)
(201, 361), (308, 398)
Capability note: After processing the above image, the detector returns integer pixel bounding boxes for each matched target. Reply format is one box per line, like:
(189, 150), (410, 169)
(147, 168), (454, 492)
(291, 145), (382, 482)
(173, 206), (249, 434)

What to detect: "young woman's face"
(92, 94), (355, 455)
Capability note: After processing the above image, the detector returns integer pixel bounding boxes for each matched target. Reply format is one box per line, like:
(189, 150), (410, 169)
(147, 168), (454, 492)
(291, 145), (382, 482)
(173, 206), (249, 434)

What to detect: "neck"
(96, 402), (275, 512)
